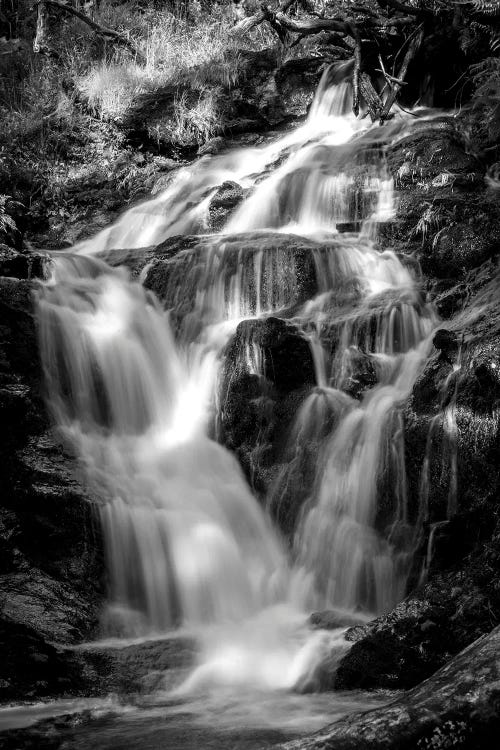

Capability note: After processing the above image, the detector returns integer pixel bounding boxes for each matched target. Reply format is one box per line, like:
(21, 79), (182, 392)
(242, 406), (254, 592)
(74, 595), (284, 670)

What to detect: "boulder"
(208, 180), (245, 231)
(219, 316), (315, 511)
(386, 123), (479, 188)
(431, 223), (500, 277)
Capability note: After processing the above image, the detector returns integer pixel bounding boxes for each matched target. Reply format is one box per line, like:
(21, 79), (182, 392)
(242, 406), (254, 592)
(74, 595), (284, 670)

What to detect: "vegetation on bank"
(0, 1), (272, 246)
(1, 0), (500, 248)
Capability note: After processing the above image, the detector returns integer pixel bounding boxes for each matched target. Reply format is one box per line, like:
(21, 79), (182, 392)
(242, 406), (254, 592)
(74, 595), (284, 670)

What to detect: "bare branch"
(380, 25), (424, 122)
(350, 24), (362, 117)
(33, 0), (145, 63)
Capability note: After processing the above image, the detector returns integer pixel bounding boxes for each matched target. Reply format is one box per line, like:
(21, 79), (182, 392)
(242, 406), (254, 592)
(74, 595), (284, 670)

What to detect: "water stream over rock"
(28, 64), (446, 736)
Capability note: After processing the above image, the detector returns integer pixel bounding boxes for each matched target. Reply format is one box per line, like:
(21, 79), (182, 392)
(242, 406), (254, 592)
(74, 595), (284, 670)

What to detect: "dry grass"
(0, 1), (273, 241)
(77, 4), (248, 124)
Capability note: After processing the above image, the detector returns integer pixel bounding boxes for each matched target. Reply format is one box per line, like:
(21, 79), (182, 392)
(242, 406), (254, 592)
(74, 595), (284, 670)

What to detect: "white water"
(36, 64), (441, 695)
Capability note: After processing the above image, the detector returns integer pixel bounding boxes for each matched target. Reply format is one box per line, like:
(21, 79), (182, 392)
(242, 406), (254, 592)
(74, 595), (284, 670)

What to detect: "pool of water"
(0, 686), (389, 750)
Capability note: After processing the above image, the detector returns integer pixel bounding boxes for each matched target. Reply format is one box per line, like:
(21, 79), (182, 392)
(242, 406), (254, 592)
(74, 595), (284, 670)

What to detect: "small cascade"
(35, 64), (445, 691)
(38, 255), (288, 634)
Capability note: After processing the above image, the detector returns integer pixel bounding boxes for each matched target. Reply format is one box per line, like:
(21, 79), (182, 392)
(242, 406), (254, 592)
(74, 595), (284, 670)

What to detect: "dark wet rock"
(274, 57), (327, 120)
(0, 618), (87, 703)
(77, 634), (196, 696)
(336, 222), (360, 233)
(431, 223), (500, 277)
(432, 328), (458, 358)
(334, 596), (450, 690)
(0, 712), (94, 750)
(0, 245), (51, 281)
(387, 123), (479, 187)
(281, 626), (500, 750)
(379, 117), (500, 292)
(208, 180), (245, 231)
(0, 275), (104, 702)
(230, 317), (316, 392)
(342, 348), (378, 400)
(219, 316), (315, 511)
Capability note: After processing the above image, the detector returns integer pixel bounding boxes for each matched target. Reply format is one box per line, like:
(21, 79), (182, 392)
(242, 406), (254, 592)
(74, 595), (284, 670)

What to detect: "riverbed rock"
(273, 56), (329, 120)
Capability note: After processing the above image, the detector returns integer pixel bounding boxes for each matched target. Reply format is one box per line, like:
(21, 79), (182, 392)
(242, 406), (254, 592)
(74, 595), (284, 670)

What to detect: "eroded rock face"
(219, 317), (315, 517)
(0, 267), (104, 702)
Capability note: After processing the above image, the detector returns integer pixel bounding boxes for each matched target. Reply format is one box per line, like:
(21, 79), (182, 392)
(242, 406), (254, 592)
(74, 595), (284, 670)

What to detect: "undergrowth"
(0, 2), (271, 245)
(76, 6), (252, 122)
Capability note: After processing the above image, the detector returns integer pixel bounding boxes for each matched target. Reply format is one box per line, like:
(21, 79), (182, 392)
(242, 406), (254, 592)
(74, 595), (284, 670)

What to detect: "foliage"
(0, 1), (269, 243)
(0, 195), (18, 238)
(470, 56), (500, 143)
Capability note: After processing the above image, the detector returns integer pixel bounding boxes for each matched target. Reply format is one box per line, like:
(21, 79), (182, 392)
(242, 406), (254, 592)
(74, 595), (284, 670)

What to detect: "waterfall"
(36, 65), (440, 688)
(38, 256), (288, 634)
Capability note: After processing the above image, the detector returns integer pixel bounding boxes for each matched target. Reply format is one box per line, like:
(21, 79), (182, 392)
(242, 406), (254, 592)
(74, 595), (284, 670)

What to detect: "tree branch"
(33, 0), (145, 63)
(380, 25), (424, 122)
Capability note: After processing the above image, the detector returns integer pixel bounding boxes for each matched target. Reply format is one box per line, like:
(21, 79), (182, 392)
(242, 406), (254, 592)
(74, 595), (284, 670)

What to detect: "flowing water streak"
(38, 255), (288, 635)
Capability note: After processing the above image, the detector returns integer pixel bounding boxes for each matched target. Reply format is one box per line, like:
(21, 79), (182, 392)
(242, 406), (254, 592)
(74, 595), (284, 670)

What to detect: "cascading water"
(36, 64), (442, 694)
(38, 256), (288, 634)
